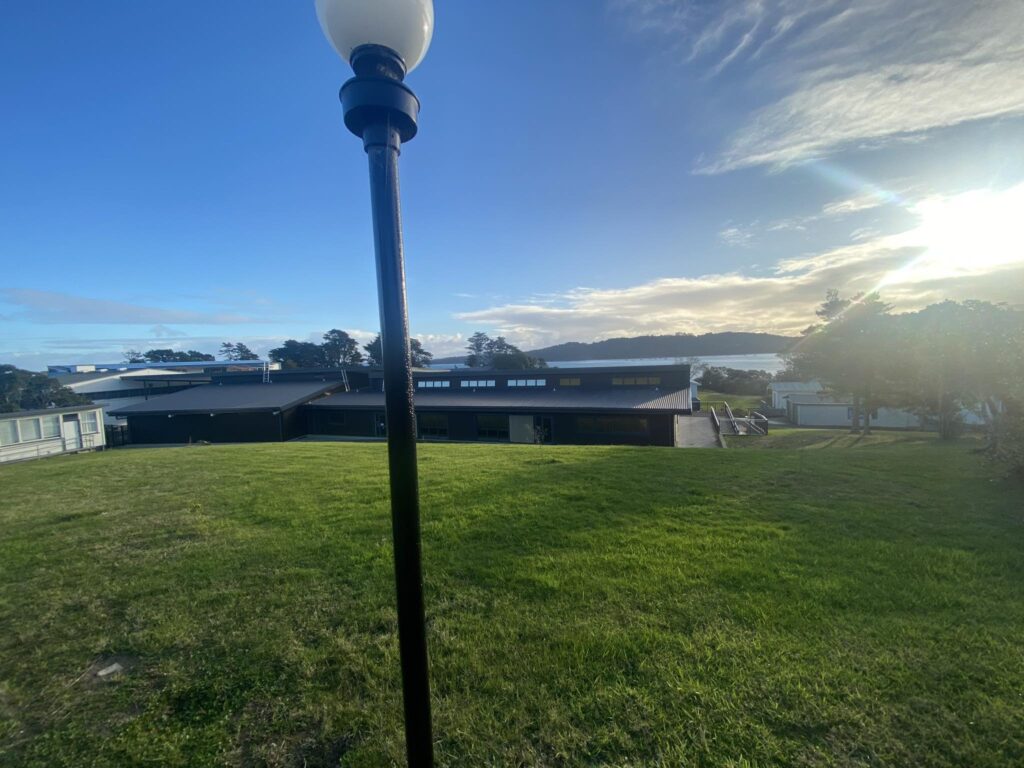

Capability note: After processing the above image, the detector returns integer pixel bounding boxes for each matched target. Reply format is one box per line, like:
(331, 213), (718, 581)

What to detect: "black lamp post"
(315, 1), (435, 765)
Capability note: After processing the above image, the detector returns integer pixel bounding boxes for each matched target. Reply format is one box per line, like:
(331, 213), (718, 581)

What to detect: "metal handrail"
(723, 402), (740, 435)
(749, 412), (768, 435)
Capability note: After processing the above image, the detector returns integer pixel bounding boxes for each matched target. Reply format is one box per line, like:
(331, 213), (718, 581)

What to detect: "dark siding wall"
(551, 413), (675, 447)
(127, 412), (286, 444)
(303, 407), (675, 446)
(446, 412), (477, 441)
(306, 409), (378, 437)
(279, 407), (306, 440)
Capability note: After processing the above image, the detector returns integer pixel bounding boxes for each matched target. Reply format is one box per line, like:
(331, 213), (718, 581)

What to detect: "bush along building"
(112, 364), (693, 447)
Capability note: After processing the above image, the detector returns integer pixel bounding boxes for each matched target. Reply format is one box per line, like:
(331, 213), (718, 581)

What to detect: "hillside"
(434, 332), (796, 364)
(1, 440), (1021, 766)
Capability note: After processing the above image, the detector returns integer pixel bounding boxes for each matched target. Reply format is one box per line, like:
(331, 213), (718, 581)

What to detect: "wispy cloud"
(0, 289), (261, 325)
(613, 0), (1024, 172)
(821, 193), (887, 217)
(718, 226), (754, 247)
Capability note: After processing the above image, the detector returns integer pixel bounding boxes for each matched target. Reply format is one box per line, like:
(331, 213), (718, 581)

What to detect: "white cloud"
(457, 184), (1024, 349)
(613, 0), (1024, 172)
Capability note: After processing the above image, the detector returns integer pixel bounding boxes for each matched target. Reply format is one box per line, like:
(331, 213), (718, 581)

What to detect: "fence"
(105, 424), (130, 448)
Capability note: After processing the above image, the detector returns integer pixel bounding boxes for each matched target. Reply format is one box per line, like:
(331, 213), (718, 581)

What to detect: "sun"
(898, 184), (1024, 282)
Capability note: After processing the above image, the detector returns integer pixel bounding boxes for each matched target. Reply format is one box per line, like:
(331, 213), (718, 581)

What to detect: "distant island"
(433, 332), (797, 365)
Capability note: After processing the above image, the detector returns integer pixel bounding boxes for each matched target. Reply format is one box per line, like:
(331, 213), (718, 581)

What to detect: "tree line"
(786, 292), (1023, 472)
(463, 332), (546, 369)
(268, 330), (433, 369)
(122, 331), (436, 369)
(0, 365), (92, 414)
(244, 329), (543, 370)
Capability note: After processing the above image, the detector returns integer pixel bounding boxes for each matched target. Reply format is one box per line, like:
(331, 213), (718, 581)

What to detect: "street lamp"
(314, 1), (435, 765)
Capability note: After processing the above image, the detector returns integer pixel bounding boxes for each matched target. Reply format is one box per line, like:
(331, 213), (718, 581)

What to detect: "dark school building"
(112, 364), (694, 447)
(113, 380), (344, 444)
(307, 364), (693, 447)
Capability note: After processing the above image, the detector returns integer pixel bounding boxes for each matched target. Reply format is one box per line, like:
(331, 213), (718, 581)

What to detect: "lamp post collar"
(340, 44), (420, 146)
(350, 44), (408, 81)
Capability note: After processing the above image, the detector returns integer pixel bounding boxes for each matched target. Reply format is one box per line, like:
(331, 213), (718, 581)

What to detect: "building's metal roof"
(54, 368), (180, 386)
(117, 374), (213, 384)
(308, 387), (692, 413)
(785, 394), (834, 404)
(111, 381), (342, 416)
(768, 380), (823, 391)
(791, 400), (850, 408)
(0, 405), (103, 421)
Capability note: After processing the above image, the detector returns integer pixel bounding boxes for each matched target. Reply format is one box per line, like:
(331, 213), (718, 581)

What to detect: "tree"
(411, 339), (433, 368)
(220, 342), (259, 361)
(890, 301), (1023, 442)
(364, 335), (383, 367)
(363, 334), (433, 367)
(816, 288), (852, 323)
(123, 349), (146, 364)
(699, 367), (773, 397)
(321, 329), (363, 367)
(787, 291), (894, 434)
(268, 340), (327, 369)
(465, 332), (490, 368)
(0, 365), (92, 413)
(462, 331), (546, 369)
(140, 349), (215, 363)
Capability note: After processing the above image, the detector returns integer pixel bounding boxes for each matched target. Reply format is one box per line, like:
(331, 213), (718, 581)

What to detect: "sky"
(2, 0), (1023, 370)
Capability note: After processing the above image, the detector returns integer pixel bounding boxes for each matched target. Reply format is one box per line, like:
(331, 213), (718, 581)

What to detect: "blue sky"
(3, 0), (1023, 369)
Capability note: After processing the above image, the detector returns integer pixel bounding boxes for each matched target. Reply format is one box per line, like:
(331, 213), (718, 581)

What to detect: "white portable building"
(0, 406), (106, 464)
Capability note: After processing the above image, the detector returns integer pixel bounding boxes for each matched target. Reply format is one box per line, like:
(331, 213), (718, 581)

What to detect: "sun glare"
(886, 184), (1024, 285)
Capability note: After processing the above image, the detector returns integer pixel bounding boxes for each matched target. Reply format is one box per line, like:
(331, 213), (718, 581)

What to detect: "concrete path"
(675, 414), (723, 448)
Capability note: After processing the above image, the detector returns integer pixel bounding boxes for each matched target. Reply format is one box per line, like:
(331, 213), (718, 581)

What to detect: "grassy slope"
(698, 390), (765, 415)
(1, 441), (1022, 767)
(727, 428), (943, 450)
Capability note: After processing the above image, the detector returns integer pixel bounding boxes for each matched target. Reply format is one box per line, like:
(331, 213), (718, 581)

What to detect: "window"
(42, 415), (60, 439)
(612, 376), (661, 386)
(417, 413), (448, 438)
(576, 416), (649, 434)
(0, 420), (18, 446)
(507, 378), (546, 387)
(460, 380), (496, 388)
(82, 412), (100, 434)
(559, 377), (581, 387)
(19, 418), (42, 442)
(476, 414), (509, 440)
(417, 380), (450, 389)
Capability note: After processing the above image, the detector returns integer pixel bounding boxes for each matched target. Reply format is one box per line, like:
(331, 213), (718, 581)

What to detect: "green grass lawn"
(1, 440), (1022, 766)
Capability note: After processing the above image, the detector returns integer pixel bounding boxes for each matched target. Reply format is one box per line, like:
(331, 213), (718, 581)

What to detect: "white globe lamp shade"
(315, 0), (434, 73)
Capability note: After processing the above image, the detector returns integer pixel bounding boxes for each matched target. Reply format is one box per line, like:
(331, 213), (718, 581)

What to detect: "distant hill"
(433, 332), (796, 365)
